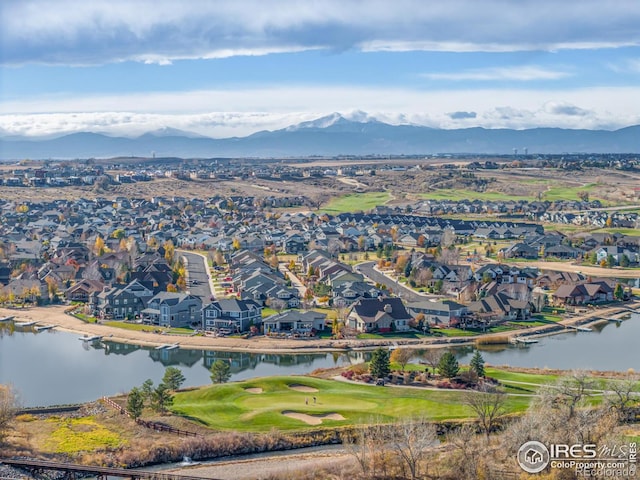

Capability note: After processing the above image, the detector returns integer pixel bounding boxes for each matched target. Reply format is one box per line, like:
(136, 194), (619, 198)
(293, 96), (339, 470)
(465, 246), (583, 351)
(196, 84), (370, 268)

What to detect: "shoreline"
(1, 301), (638, 354)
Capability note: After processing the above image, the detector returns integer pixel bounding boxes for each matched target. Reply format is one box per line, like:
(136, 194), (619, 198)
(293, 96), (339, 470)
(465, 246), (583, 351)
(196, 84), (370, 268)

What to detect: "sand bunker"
(245, 387), (263, 394)
(282, 411), (345, 425)
(288, 384), (319, 393)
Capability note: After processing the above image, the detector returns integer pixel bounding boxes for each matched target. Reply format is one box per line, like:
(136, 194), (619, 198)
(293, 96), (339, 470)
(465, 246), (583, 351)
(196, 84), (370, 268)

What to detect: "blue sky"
(2, 0), (640, 138)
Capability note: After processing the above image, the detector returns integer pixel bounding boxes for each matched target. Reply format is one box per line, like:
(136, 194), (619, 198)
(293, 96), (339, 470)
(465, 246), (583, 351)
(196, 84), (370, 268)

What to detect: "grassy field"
(321, 192), (391, 214)
(591, 228), (640, 235)
(171, 375), (531, 432)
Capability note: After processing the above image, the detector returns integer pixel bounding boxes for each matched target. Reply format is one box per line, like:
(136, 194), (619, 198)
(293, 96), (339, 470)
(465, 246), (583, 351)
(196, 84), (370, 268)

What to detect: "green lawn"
(104, 321), (195, 335)
(321, 192), (391, 214)
(171, 375), (531, 432)
(591, 228), (640, 236)
(356, 332), (429, 340)
(484, 368), (559, 386)
(419, 190), (530, 202)
(431, 328), (478, 337)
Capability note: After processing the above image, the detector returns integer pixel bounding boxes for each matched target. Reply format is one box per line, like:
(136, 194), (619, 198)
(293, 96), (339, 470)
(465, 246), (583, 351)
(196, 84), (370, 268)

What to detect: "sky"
(2, 0), (640, 138)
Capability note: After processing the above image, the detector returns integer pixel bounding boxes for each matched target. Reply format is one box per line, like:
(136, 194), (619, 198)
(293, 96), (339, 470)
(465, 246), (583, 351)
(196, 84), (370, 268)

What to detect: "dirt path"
(162, 446), (352, 480)
(491, 259), (640, 278)
(1, 301), (638, 354)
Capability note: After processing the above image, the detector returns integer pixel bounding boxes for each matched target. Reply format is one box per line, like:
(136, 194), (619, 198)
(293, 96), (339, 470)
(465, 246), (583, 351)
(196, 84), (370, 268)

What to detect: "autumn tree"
(0, 384), (19, 443)
(163, 240), (175, 263)
(94, 236), (106, 256)
(390, 348), (413, 372)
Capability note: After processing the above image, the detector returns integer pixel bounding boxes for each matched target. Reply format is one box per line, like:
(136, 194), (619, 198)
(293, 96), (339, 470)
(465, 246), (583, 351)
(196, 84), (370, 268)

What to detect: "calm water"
(0, 314), (638, 407)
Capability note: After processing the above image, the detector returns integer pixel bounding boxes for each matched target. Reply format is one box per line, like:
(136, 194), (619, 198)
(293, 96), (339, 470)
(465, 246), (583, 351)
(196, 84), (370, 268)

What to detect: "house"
(263, 310), (326, 334)
(502, 243), (538, 259)
(141, 292), (202, 328)
(347, 297), (412, 333)
(94, 280), (155, 320)
(64, 279), (105, 303)
(202, 298), (262, 332)
(406, 299), (469, 327)
(552, 281), (614, 305)
(467, 292), (531, 324)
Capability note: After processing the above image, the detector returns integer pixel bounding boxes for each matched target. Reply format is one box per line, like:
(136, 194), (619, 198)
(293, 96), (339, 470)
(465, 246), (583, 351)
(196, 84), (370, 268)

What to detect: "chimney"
(383, 304), (392, 314)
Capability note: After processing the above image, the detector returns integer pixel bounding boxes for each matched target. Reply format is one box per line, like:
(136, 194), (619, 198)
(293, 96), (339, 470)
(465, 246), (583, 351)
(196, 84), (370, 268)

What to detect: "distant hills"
(1, 113), (639, 159)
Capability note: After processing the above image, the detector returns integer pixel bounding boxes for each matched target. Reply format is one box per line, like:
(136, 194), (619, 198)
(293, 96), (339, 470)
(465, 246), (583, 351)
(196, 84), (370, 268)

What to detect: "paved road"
(356, 262), (442, 302)
(180, 251), (214, 302)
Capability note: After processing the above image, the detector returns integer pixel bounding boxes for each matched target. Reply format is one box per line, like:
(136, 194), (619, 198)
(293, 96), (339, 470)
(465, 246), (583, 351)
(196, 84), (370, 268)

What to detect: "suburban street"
(179, 251), (215, 302)
(356, 261), (438, 302)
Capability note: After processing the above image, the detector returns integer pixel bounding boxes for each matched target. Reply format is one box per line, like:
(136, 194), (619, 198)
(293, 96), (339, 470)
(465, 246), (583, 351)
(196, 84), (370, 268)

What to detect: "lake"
(1, 314), (638, 407)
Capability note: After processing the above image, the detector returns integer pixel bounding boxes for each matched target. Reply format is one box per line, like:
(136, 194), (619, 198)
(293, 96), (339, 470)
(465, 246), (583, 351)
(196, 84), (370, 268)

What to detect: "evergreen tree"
(210, 359), (232, 384)
(151, 383), (173, 413)
(369, 347), (391, 379)
(162, 367), (186, 391)
(470, 350), (485, 378)
(126, 387), (145, 420)
(437, 352), (460, 379)
(141, 379), (154, 402)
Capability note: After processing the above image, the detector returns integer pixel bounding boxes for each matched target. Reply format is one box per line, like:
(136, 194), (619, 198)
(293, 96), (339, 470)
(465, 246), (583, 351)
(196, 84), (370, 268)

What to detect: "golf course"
(171, 373), (535, 432)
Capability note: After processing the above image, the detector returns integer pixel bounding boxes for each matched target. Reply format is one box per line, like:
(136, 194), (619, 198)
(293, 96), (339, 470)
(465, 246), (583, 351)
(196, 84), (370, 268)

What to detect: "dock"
(510, 336), (539, 344)
(15, 321), (36, 327)
(165, 343), (180, 350)
(155, 344), (170, 350)
(565, 324), (592, 332)
(79, 335), (103, 341)
(35, 324), (55, 332)
(0, 315), (14, 322)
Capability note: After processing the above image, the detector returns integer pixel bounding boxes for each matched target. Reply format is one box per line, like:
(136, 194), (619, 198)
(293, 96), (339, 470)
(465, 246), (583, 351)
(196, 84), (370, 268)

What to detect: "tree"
(389, 418), (438, 480)
(163, 240), (175, 263)
(232, 238), (241, 251)
(614, 283), (624, 300)
(213, 249), (225, 267)
(437, 351), (459, 378)
(605, 375), (640, 422)
(464, 385), (506, 439)
(162, 367), (186, 391)
(470, 350), (485, 377)
(390, 348), (412, 372)
(210, 359), (231, 384)
(94, 236), (105, 257)
(421, 349), (443, 373)
(369, 347), (391, 379)
(151, 382), (173, 413)
(0, 384), (19, 443)
(620, 254), (630, 268)
(141, 379), (154, 402)
(126, 387), (145, 420)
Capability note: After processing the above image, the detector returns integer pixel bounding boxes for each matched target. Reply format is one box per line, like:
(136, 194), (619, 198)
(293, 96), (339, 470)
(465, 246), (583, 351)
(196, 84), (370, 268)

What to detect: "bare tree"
(605, 374), (640, 422)
(446, 424), (489, 480)
(343, 422), (391, 479)
(389, 417), (438, 480)
(421, 349), (443, 374)
(0, 384), (19, 443)
(464, 385), (506, 440)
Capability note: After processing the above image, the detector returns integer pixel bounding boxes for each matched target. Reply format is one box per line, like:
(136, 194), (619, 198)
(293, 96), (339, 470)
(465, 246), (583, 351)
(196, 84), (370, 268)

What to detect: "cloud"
(448, 111), (477, 119)
(544, 102), (590, 116)
(3, 0), (640, 65)
(423, 66), (571, 81)
(2, 85), (640, 137)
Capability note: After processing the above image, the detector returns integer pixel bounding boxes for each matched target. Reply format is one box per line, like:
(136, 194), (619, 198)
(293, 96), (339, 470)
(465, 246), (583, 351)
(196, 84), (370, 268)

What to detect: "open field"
(320, 192), (392, 214)
(171, 375), (532, 432)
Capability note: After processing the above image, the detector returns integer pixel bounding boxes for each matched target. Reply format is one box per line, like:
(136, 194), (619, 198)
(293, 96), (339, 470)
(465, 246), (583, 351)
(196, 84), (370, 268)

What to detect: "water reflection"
(1, 314), (638, 407)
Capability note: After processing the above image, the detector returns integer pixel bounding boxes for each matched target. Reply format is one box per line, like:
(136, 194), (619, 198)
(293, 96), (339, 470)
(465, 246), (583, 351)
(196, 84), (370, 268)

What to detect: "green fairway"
(419, 189), (530, 202)
(321, 192), (391, 214)
(171, 375), (531, 432)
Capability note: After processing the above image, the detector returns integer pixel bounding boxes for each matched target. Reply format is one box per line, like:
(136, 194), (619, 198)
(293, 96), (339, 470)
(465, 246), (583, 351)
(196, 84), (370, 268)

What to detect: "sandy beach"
(1, 302), (638, 354)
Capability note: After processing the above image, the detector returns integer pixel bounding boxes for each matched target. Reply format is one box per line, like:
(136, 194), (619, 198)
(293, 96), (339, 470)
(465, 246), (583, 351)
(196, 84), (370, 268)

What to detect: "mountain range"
(1, 113), (639, 159)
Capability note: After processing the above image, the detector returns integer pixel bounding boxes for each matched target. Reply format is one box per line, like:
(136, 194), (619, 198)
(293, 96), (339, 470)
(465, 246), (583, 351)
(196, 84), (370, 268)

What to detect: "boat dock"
(565, 324), (592, 332)
(155, 343), (180, 350)
(15, 321), (36, 327)
(0, 315), (14, 322)
(510, 336), (539, 344)
(35, 324), (55, 332)
(79, 335), (103, 341)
